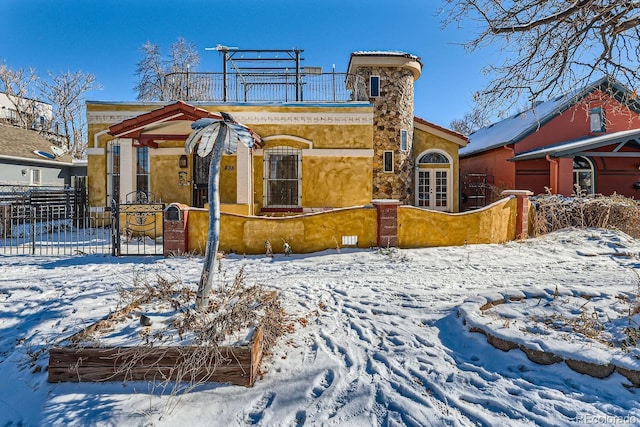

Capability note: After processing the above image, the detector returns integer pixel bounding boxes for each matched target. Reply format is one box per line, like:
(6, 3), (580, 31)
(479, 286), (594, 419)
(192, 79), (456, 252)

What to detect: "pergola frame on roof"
(210, 47), (305, 102)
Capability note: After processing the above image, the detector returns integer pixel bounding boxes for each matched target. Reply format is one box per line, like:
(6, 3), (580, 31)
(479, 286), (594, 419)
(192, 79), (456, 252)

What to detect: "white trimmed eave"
(0, 154), (74, 167)
(414, 121), (468, 147)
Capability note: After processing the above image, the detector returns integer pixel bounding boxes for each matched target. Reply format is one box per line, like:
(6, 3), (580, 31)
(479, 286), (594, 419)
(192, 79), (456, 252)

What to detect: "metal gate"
(111, 191), (164, 256)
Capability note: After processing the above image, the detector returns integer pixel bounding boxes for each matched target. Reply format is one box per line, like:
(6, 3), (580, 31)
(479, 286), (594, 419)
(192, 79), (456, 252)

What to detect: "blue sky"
(0, 0), (495, 128)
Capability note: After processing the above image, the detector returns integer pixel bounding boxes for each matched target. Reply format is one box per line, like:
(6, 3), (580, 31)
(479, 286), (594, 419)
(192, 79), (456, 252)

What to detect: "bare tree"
(135, 41), (165, 101)
(39, 70), (99, 156)
(441, 1), (640, 114)
(449, 108), (490, 135)
(0, 62), (39, 128)
(135, 37), (203, 102)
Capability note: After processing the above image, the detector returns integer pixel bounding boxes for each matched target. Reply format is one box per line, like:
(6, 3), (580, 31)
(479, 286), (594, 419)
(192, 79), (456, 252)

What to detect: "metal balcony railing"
(161, 72), (367, 103)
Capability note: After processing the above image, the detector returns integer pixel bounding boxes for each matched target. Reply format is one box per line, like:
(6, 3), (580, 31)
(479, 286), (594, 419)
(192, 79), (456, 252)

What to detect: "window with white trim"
(370, 75), (380, 98)
(590, 107), (605, 133)
(107, 140), (121, 204)
(415, 150), (452, 211)
(573, 156), (595, 195)
(30, 169), (41, 186)
(400, 129), (408, 151)
(264, 147), (301, 208)
(136, 146), (150, 195)
(383, 151), (394, 172)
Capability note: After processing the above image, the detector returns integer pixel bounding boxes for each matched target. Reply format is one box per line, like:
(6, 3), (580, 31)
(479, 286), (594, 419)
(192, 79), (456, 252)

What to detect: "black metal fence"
(0, 186), (113, 255)
(0, 187), (165, 256)
(162, 72), (366, 103)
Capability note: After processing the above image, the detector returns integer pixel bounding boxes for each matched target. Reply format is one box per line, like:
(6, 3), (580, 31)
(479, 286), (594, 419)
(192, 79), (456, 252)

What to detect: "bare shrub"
(531, 191), (640, 238)
(67, 268), (288, 415)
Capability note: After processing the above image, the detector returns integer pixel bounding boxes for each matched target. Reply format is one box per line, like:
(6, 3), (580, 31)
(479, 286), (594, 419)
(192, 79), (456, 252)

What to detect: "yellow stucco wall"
(412, 127), (462, 212)
(186, 206), (378, 255)
(302, 157), (372, 207)
(183, 196), (517, 255)
(219, 154), (237, 204)
(86, 102), (374, 213)
(150, 154), (192, 205)
(397, 197), (517, 247)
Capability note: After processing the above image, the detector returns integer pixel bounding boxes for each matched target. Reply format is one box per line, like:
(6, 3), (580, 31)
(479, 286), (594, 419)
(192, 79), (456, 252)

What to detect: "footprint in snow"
(311, 369), (335, 398)
(245, 391), (275, 424)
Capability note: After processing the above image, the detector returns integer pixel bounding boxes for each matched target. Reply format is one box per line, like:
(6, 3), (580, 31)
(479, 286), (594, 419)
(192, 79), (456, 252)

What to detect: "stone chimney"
(347, 51), (422, 203)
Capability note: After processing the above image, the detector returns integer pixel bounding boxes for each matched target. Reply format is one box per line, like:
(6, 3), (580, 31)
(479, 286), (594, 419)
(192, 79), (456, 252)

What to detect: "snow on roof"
(510, 128), (640, 161)
(351, 50), (419, 59)
(460, 77), (621, 157)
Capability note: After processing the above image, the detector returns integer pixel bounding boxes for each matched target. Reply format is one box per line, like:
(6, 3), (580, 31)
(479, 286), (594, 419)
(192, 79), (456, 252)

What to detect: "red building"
(460, 78), (640, 208)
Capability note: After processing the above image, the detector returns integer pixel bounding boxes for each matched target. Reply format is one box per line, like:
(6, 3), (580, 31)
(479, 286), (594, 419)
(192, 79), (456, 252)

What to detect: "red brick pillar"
(373, 199), (401, 247)
(501, 190), (533, 239)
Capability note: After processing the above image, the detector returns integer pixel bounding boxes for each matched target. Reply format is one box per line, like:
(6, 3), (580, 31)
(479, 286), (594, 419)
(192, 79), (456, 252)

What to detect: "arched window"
(573, 156), (594, 195)
(415, 150), (453, 211)
(418, 152), (449, 164)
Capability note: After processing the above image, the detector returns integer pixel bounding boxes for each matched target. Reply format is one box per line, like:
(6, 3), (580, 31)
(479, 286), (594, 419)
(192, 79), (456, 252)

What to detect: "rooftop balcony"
(161, 71), (368, 103)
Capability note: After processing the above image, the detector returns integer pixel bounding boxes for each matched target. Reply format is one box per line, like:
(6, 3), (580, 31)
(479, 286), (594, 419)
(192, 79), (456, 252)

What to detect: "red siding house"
(459, 77), (640, 208)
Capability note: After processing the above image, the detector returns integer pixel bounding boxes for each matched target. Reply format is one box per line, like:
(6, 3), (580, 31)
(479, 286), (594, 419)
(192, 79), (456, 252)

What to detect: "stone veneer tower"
(348, 51), (422, 204)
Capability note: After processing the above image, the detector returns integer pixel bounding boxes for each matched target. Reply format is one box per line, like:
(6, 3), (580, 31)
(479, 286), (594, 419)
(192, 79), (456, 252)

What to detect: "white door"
(417, 168), (449, 211)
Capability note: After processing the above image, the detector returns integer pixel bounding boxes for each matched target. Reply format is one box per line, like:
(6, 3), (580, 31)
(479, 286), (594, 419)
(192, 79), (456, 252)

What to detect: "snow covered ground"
(2, 228), (640, 426)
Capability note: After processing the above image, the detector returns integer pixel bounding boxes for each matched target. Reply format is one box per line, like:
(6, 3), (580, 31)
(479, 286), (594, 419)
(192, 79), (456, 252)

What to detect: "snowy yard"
(2, 228), (640, 426)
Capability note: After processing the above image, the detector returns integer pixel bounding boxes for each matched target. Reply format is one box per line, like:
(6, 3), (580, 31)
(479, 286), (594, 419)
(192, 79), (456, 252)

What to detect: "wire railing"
(161, 72), (367, 103)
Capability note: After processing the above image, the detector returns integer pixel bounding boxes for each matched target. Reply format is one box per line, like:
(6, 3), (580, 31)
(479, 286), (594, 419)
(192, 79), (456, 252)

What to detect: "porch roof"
(107, 101), (223, 148)
(510, 128), (640, 161)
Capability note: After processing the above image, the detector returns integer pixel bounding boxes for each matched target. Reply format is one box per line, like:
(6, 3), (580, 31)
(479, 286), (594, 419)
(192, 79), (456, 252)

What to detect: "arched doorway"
(573, 156), (595, 195)
(415, 150), (453, 211)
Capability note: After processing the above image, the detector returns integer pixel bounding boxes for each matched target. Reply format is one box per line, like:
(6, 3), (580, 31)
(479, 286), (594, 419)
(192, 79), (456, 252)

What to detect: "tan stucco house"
(86, 50), (468, 217)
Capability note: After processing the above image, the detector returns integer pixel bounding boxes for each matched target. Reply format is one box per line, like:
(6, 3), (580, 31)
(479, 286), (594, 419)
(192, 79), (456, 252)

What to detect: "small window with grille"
(264, 146), (302, 208)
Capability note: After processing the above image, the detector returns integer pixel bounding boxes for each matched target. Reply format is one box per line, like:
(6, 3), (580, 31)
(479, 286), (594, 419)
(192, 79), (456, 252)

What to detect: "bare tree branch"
(134, 37), (202, 102)
(441, 0), (640, 115)
(0, 62), (39, 128)
(39, 70), (100, 156)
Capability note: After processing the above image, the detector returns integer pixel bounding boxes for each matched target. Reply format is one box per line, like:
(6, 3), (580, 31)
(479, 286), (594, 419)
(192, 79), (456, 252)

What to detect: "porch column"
(119, 139), (134, 203)
(502, 190), (533, 239)
(373, 199), (401, 247)
(236, 143), (252, 210)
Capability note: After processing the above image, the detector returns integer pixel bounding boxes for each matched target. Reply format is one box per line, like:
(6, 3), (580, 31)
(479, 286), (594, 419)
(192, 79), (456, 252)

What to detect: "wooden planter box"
(48, 326), (263, 387)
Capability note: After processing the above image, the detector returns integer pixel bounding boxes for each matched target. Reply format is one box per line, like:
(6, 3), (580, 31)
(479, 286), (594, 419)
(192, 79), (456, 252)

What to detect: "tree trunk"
(195, 126), (227, 311)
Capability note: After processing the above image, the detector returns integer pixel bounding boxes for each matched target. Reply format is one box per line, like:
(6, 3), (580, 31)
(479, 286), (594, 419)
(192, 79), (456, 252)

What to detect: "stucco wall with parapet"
(186, 205), (378, 255)
(182, 196), (517, 255)
(397, 197), (517, 248)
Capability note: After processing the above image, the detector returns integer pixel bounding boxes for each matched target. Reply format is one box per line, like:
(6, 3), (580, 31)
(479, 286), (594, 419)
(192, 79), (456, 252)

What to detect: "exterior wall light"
(179, 155), (188, 168)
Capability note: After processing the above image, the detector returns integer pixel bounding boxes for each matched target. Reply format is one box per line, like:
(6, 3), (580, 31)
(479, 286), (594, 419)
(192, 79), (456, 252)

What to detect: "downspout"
(546, 155), (559, 193)
(503, 144), (515, 188)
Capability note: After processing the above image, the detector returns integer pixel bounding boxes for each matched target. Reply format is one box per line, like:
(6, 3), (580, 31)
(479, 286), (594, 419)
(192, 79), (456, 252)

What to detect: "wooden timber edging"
(48, 291), (272, 387)
(48, 326), (264, 387)
(459, 291), (640, 386)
